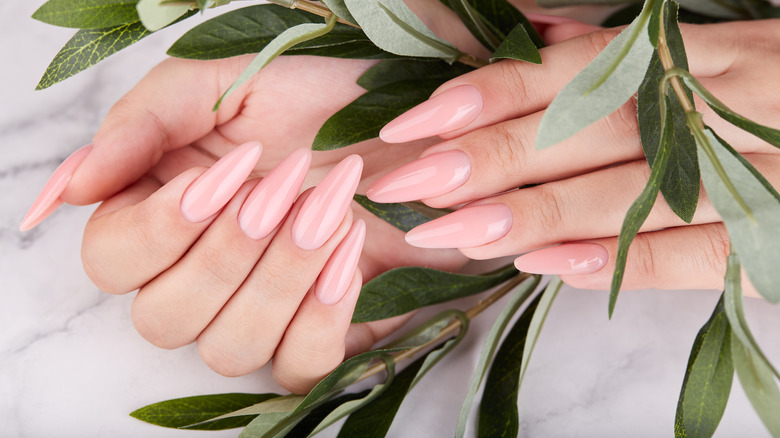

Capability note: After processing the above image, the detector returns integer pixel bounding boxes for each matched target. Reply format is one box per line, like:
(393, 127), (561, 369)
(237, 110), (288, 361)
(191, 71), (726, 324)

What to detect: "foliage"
(32, 0), (780, 436)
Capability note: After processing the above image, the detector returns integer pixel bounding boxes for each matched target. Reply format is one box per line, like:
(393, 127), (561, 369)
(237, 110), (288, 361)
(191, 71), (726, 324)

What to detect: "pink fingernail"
(405, 204), (512, 249)
(238, 148), (312, 240)
(523, 13), (579, 25)
(514, 243), (608, 274)
(292, 155), (363, 250)
(315, 219), (366, 305)
(379, 85), (483, 143)
(366, 150), (470, 203)
(180, 142), (262, 223)
(20, 144), (93, 232)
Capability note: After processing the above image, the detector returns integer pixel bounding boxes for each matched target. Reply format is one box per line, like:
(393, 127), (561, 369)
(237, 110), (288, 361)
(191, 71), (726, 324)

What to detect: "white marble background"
(1, 2), (779, 437)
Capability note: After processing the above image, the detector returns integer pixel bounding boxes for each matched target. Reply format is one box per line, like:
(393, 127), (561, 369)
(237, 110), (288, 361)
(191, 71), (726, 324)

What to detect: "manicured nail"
(238, 148), (311, 240)
(405, 204), (512, 249)
(20, 144), (93, 232)
(514, 243), (608, 275)
(379, 85), (483, 143)
(292, 155), (363, 250)
(315, 219), (366, 305)
(180, 141), (262, 223)
(523, 13), (579, 25)
(366, 150), (470, 203)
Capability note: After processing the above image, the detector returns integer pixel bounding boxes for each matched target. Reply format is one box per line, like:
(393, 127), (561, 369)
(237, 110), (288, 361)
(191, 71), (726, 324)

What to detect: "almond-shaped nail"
(238, 148), (312, 240)
(292, 155), (363, 250)
(20, 144), (93, 232)
(315, 219), (366, 305)
(514, 243), (608, 275)
(379, 85), (483, 143)
(366, 150), (470, 203)
(180, 141), (262, 223)
(405, 204), (512, 249)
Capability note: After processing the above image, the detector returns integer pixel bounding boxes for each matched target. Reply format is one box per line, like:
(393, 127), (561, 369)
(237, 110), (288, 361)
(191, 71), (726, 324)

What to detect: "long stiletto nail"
(514, 243), (608, 275)
(292, 155), (363, 250)
(315, 219), (366, 305)
(20, 144), (93, 232)
(366, 150), (470, 203)
(238, 148), (311, 240)
(405, 204), (512, 249)
(180, 141), (262, 223)
(379, 85), (483, 143)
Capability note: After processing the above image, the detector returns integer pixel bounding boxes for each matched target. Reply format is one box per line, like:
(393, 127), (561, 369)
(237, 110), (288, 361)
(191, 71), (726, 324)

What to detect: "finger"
(82, 142), (261, 294)
(195, 156), (363, 377)
(514, 223), (759, 297)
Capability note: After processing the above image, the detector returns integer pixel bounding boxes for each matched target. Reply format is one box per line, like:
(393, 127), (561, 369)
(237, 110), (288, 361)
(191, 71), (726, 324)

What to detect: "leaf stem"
(357, 272), (533, 383)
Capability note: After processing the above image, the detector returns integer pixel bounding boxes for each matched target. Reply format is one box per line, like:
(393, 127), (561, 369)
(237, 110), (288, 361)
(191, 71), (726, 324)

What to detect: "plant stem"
(357, 272), (533, 383)
(656, 18), (695, 116)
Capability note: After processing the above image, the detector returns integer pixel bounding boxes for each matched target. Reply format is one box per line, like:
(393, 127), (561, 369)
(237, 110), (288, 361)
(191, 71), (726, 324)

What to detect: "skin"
(61, 4), (780, 392)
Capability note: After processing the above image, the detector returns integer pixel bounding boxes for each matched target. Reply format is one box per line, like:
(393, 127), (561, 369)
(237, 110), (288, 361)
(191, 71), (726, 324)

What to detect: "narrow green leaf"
(129, 393), (281, 430)
(477, 290), (543, 438)
(285, 391), (371, 437)
(455, 275), (541, 438)
(731, 334), (780, 437)
(32, 0), (139, 29)
(343, 0), (461, 62)
(215, 14), (337, 110)
(518, 276), (562, 386)
(445, 0), (502, 51)
(609, 94), (674, 317)
(168, 5), (395, 60)
(637, 1), (699, 223)
(37, 22), (152, 90)
(353, 264), (518, 323)
(356, 59), (473, 90)
(353, 195), (432, 232)
(675, 0), (748, 18)
(647, 0), (665, 45)
(674, 294), (734, 438)
(489, 23), (541, 64)
(536, 10), (654, 149)
(136, 0), (190, 31)
(188, 394), (303, 427)
(459, 0), (544, 48)
(696, 128), (780, 303)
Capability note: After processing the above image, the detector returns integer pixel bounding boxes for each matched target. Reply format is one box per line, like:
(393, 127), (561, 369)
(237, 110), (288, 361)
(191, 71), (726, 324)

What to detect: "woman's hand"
(367, 19), (780, 295)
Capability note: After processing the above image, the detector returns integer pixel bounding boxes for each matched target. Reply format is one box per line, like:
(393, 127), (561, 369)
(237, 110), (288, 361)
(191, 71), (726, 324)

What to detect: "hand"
(366, 19), (780, 296)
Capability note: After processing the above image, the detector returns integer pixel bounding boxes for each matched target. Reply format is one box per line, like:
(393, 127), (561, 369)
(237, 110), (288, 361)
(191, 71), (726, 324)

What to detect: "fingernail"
(366, 150), (470, 203)
(315, 219), (366, 305)
(379, 85), (483, 143)
(20, 144), (93, 232)
(514, 243), (608, 274)
(180, 141), (262, 223)
(292, 155), (363, 250)
(238, 148), (312, 240)
(405, 204), (512, 249)
(523, 13), (579, 25)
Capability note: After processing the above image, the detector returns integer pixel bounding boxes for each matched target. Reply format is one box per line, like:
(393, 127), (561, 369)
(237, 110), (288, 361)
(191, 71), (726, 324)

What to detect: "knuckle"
(583, 29), (622, 60)
(532, 185), (568, 238)
(602, 102), (640, 142)
(698, 225), (730, 275)
(494, 61), (532, 111)
(627, 233), (658, 282)
(194, 245), (244, 289)
(273, 344), (344, 395)
(488, 122), (529, 177)
(197, 333), (264, 378)
(131, 300), (183, 350)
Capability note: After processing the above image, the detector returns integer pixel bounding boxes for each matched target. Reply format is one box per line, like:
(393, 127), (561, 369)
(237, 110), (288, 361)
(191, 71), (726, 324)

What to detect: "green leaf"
(675, 0), (748, 18)
(674, 294), (734, 438)
(518, 276), (562, 386)
(356, 58), (473, 90)
(37, 21), (152, 90)
(353, 195), (432, 232)
(647, 0), (665, 46)
(215, 14), (338, 110)
(637, 1), (699, 223)
(455, 275), (541, 438)
(168, 5), (395, 60)
(731, 333), (780, 437)
(445, 0), (502, 51)
(321, 0), (357, 24)
(477, 288), (543, 438)
(609, 93), (674, 317)
(535, 8), (654, 149)
(453, 0), (543, 47)
(32, 0), (139, 29)
(136, 0), (190, 31)
(489, 23), (541, 64)
(695, 128), (780, 303)
(129, 393), (281, 430)
(187, 394), (304, 428)
(285, 391), (371, 437)
(343, 0), (461, 62)
(353, 264), (518, 323)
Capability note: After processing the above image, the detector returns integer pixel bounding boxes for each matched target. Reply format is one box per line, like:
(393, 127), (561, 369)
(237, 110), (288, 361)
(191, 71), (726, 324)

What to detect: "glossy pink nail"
(514, 243), (608, 275)
(315, 219), (366, 305)
(366, 150), (470, 203)
(379, 85), (483, 143)
(405, 204), (512, 249)
(20, 144), (93, 232)
(180, 141), (262, 223)
(238, 148), (311, 240)
(292, 155), (363, 250)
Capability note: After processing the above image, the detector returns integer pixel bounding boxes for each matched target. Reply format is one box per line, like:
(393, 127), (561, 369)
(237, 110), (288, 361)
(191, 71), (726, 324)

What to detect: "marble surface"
(2, 2), (779, 437)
